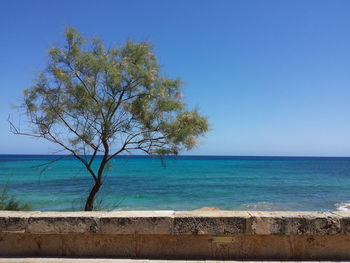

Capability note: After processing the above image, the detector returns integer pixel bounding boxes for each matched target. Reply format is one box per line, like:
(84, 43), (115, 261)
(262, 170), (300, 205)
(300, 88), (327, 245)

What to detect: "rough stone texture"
(173, 211), (250, 235)
(0, 211), (37, 233)
(99, 211), (173, 235)
(1, 211), (350, 259)
(27, 212), (100, 234)
(247, 211), (343, 235)
(1, 211), (350, 236)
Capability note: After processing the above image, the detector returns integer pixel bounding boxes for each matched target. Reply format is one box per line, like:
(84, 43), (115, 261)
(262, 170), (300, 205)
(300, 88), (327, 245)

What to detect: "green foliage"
(0, 186), (31, 211)
(16, 27), (209, 210)
(21, 26), (208, 157)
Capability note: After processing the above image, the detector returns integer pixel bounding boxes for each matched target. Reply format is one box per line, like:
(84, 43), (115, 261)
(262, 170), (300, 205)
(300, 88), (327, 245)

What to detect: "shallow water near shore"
(0, 155), (350, 211)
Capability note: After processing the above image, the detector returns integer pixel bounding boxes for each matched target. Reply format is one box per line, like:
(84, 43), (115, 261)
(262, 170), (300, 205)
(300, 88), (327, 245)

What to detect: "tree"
(11, 27), (208, 211)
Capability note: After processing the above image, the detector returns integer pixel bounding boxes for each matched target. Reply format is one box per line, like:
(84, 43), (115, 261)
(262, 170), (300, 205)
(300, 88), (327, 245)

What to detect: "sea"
(0, 154), (350, 211)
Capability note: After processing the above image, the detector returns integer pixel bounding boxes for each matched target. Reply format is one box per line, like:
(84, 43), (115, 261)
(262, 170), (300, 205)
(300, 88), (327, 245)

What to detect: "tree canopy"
(13, 27), (208, 210)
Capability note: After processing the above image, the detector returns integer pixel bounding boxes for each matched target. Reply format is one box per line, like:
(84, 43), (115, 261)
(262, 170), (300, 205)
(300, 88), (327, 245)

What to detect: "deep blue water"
(1, 154), (350, 211)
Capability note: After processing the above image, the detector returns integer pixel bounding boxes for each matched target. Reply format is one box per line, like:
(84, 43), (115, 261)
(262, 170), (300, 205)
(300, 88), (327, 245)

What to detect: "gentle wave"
(235, 202), (286, 211)
(335, 201), (350, 211)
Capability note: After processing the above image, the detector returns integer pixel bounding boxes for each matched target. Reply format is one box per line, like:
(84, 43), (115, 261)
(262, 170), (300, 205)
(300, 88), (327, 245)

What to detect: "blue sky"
(1, 0), (350, 156)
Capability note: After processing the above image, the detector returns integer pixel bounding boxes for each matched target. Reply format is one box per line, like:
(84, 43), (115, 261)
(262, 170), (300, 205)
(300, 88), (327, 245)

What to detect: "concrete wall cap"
(1, 210), (349, 235)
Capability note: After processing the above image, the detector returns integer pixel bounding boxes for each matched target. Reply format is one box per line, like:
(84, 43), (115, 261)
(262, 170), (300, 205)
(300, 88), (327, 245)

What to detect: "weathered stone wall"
(1, 211), (350, 259)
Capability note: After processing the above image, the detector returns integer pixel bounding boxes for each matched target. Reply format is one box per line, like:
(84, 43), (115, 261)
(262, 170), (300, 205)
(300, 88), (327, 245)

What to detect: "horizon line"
(1, 153), (350, 158)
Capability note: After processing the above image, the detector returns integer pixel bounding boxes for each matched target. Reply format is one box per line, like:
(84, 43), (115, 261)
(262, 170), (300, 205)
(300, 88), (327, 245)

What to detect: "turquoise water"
(1, 155), (350, 211)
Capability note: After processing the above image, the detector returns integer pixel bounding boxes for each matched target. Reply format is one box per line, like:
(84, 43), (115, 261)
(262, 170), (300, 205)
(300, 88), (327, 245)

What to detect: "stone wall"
(1, 211), (350, 259)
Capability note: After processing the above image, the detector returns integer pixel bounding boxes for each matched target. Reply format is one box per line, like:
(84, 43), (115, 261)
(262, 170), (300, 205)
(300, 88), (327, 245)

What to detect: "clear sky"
(1, 0), (350, 156)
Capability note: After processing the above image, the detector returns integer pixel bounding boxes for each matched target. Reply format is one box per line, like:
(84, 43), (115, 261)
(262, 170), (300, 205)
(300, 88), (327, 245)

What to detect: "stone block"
(99, 211), (174, 235)
(248, 211), (342, 235)
(0, 211), (36, 233)
(27, 212), (100, 234)
(173, 211), (250, 235)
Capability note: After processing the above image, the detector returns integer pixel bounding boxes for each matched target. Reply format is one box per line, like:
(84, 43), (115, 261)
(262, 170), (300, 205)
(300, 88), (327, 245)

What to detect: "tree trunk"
(85, 180), (102, 211)
(85, 150), (108, 211)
